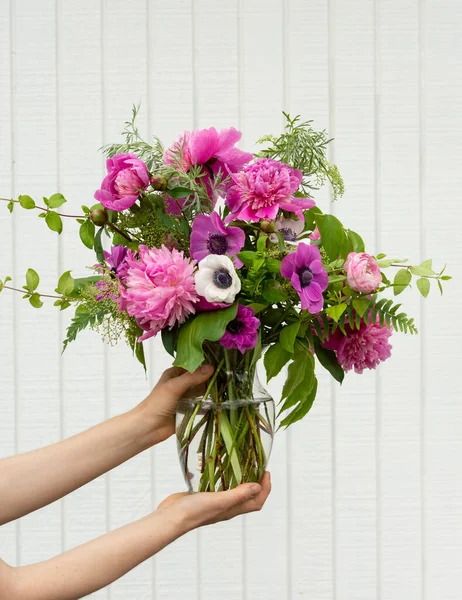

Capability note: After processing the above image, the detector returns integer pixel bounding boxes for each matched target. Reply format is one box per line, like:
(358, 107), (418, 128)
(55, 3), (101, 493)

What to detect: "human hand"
(157, 471), (272, 530)
(135, 365), (214, 445)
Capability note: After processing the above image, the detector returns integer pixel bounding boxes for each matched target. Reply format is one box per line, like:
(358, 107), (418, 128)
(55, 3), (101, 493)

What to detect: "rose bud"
(260, 219), (275, 233)
(150, 175), (168, 191)
(90, 208), (109, 227)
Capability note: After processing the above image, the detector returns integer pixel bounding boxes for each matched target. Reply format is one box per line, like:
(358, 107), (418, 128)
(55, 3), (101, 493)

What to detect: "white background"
(1, 1), (461, 599)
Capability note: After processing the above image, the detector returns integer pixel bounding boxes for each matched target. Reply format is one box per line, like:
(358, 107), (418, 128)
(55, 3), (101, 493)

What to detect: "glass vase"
(175, 344), (275, 492)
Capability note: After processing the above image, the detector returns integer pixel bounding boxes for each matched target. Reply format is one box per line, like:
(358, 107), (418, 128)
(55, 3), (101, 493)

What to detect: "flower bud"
(260, 219), (275, 233)
(90, 208), (109, 226)
(150, 175), (168, 191)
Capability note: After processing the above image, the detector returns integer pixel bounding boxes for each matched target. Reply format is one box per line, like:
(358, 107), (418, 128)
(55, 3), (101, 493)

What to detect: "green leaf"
(416, 277), (430, 298)
(279, 322), (300, 353)
(134, 341), (146, 372)
(313, 337), (344, 384)
(281, 352), (312, 400)
(437, 279), (443, 295)
(18, 195), (35, 209)
(410, 265), (435, 277)
(394, 268), (412, 295)
(45, 211), (63, 234)
(420, 259), (432, 270)
(257, 234), (268, 253)
(246, 302), (268, 314)
(266, 258), (281, 273)
(352, 297), (370, 318)
(441, 275), (452, 281)
(262, 281), (287, 303)
(94, 227), (105, 263)
(79, 220), (95, 249)
(26, 268), (39, 291)
(173, 304), (238, 372)
(47, 193), (66, 208)
(377, 258), (408, 268)
(326, 303), (347, 322)
(161, 326), (178, 357)
(7, 200), (14, 213)
(38, 212), (47, 218)
(29, 293), (43, 309)
(56, 270), (74, 296)
(314, 213), (346, 260)
(376, 253), (387, 260)
(168, 187), (193, 199)
(280, 378), (318, 428)
(346, 230), (365, 253)
(237, 250), (257, 267)
(264, 342), (291, 381)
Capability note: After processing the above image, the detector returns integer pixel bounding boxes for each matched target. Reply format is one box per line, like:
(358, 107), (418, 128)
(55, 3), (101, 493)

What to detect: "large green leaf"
(314, 213), (346, 260)
(313, 337), (344, 384)
(279, 322), (300, 353)
(394, 268), (412, 295)
(173, 304), (238, 372)
(279, 379), (318, 428)
(279, 352), (315, 413)
(263, 342), (291, 381)
(80, 220), (95, 249)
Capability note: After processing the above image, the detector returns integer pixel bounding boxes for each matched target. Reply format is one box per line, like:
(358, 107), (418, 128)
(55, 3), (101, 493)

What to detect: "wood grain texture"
(0, 1), (461, 598)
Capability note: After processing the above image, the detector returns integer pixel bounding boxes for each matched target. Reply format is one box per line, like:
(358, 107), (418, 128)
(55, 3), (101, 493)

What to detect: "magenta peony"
(225, 158), (315, 223)
(219, 304), (260, 353)
(121, 245), (198, 342)
(94, 153), (149, 212)
(344, 252), (382, 294)
(190, 212), (245, 267)
(164, 127), (253, 177)
(323, 317), (393, 374)
(280, 243), (328, 313)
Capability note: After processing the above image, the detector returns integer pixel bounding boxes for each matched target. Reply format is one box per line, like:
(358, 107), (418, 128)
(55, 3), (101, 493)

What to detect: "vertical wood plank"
(423, 2), (462, 598)
(239, 2), (288, 599)
(101, 1), (152, 598)
(285, 2), (334, 598)
(13, 0), (62, 566)
(56, 2), (108, 597)
(330, 1), (377, 598)
(0, 0), (17, 568)
(376, 2), (422, 598)
(147, 2), (198, 599)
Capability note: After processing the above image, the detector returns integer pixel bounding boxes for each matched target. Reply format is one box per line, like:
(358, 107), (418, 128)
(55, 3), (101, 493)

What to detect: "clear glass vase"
(175, 344), (275, 492)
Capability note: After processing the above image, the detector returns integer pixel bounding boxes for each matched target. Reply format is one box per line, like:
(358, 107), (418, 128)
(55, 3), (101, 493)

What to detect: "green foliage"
(45, 211), (63, 234)
(0, 275), (12, 292)
(263, 342), (291, 381)
(80, 220), (95, 249)
(62, 305), (109, 352)
(7, 200), (14, 212)
(173, 304), (238, 372)
(256, 113), (345, 199)
(101, 104), (165, 172)
(417, 278), (430, 298)
(45, 193), (66, 209)
(393, 268), (412, 295)
(312, 337), (344, 384)
(313, 211), (352, 260)
(279, 322), (300, 353)
(94, 228), (105, 263)
(18, 195), (35, 209)
(25, 268), (39, 292)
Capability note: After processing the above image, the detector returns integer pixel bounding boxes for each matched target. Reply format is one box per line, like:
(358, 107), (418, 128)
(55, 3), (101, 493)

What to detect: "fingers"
(164, 365), (214, 398)
(217, 472), (272, 522)
(155, 366), (186, 387)
(157, 492), (189, 511)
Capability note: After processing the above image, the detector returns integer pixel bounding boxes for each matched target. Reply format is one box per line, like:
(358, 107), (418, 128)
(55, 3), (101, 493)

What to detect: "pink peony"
(225, 158), (315, 223)
(344, 252), (382, 294)
(95, 153), (150, 212)
(164, 127), (253, 177)
(121, 245), (199, 342)
(323, 317), (392, 374)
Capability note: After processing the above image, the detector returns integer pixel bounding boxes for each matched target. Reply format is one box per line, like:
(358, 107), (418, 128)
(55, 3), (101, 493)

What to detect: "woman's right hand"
(157, 471), (272, 531)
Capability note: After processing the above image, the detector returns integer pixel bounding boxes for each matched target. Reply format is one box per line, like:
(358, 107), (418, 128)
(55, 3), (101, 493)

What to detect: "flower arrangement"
(0, 108), (450, 492)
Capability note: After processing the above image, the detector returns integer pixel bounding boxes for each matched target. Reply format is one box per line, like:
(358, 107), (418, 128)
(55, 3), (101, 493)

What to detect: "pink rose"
(95, 153), (149, 212)
(344, 252), (382, 294)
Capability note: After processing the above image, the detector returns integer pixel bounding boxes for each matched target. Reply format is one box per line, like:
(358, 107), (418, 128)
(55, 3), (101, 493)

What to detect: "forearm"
(0, 407), (156, 525)
(10, 508), (187, 600)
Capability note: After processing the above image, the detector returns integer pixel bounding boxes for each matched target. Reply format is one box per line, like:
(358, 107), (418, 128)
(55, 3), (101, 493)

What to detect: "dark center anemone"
(213, 268), (233, 289)
(298, 266), (313, 288)
(207, 233), (228, 255)
(279, 227), (297, 242)
(226, 319), (243, 334)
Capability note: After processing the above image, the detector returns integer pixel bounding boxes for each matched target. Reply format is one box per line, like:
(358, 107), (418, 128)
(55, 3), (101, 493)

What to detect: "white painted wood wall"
(1, 1), (461, 598)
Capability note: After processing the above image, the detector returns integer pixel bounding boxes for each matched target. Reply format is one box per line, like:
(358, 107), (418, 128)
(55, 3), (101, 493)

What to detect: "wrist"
(123, 405), (161, 452)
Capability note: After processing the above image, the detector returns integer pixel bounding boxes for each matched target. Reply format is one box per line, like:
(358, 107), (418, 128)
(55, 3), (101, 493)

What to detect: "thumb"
(165, 364), (214, 397)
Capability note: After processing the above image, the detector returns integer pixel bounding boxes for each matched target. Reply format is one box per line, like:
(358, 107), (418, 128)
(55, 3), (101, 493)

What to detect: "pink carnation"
(95, 153), (149, 212)
(225, 158), (315, 223)
(323, 317), (392, 374)
(344, 252), (382, 294)
(121, 245), (199, 342)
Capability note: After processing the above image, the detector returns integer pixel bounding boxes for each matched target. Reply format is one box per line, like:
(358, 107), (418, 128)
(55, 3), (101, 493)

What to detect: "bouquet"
(0, 108), (450, 492)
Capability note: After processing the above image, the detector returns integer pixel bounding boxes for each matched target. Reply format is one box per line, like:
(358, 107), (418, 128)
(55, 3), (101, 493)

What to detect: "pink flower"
(190, 212), (245, 267)
(309, 226), (321, 241)
(95, 153), (150, 212)
(219, 304), (260, 353)
(120, 245), (199, 342)
(225, 158), (315, 223)
(344, 252), (382, 294)
(323, 317), (392, 374)
(164, 127), (253, 177)
(280, 243), (328, 313)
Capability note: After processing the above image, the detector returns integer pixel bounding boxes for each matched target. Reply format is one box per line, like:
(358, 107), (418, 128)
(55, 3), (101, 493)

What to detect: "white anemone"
(194, 254), (241, 303)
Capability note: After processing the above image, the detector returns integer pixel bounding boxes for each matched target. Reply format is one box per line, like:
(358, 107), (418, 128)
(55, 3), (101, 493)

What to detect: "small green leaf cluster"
(8, 193), (67, 234)
(377, 255), (451, 297)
